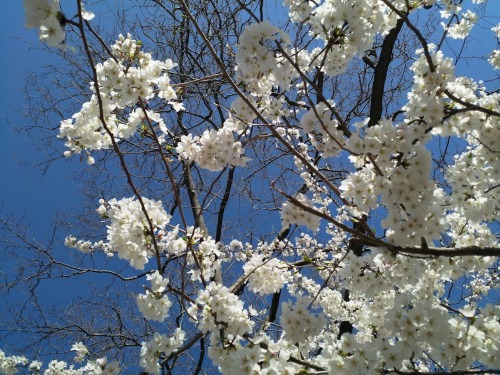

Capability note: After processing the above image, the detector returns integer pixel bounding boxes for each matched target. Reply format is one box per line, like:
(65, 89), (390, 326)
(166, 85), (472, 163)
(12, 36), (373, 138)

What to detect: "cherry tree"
(1, 0), (499, 374)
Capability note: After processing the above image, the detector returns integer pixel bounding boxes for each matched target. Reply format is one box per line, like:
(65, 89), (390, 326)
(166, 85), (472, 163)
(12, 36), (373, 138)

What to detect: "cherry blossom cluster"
(208, 332), (306, 374)
(300, 101), (346, 157)
(438, 0), (483, 37)
(446, 139), (499, 223)
(440, 93), (500, 228)
(96, 197), (171, 269)
(176, 128), (250, 171)
(235, 21), (298, 95)
(209, 341), (264, 374)
(243, 255), (291, 295)
(224, 97), (259, 131)
(442, 9), (477, 39)
(64, 236), (114, 257)
(81, 358), (119, 375)
(59, 34), (180, 163)
(285, 0), (398, 76)
(0, 347), (119, 375)
(24, 0), (93, 48)
(281, 193), (321, 232)
(187, 282), (254, 338)
(172, 36), (289, 172)
(446, 212), (497, 248)
(490, 24), (500, 69)
(24, 0), (65, 47)
(70, 343), (88, 363)
(404, 46), (455, 128)
(400, 44), (498, 244)
(283, 251), (499, 373)
(139, 329), (185, 375)
(186, 234), (226, 282)
(281, 296), (326, 344)
(0, 350), (28, 375)
(43, 357), (118, 375)
(136, 271), (172, 322)
(342, 119), (446, 246)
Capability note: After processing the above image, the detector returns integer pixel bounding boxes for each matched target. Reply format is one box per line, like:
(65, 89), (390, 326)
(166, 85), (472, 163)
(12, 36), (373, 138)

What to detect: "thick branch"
(352, 238), (500, 257)
(183, 161), (209, 235)
(215, 167), (235, 243)
(276, 187), (500, 258)
(381, 0), (500, 118)
(368, 18), (405, 127)
(383, 370), (500, 375)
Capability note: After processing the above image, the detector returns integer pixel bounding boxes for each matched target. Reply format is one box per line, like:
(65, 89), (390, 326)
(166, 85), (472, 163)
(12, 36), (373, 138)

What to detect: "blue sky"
(0, 3), (79, 238)
(0, 4), (91, 355)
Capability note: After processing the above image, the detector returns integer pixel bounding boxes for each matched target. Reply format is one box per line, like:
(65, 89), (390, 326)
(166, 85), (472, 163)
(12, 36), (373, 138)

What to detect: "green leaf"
(302, 255), (313, 264)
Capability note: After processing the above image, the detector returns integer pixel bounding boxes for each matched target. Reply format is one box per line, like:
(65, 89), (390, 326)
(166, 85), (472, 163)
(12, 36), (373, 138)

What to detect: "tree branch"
(275, 186), (500, 258)
(368, 18), (405, 127)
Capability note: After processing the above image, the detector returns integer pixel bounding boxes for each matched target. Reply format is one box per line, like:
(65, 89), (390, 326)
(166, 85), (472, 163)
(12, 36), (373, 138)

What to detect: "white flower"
(24, 0), (60, 29)
(0, 349), (28, 375)
(136, 272), (172, 322)
(443, 10), (477, 39)
(489, 50), (500, 70)
(169, 101), (185, 112)
(84, 357), (119, 375)
(81, 3), (95, 21)
(188, 282), (254, 337)
(70, 342), (88, 363)
(38, 17), (65, 47)
(281, 193), (320, 232)
(29, 361), (43, 372)
(176, 128), (250, 171)
(98, 197), (171, 269)
(139, 329), (185, 375)
(281, 296), (326, 344)
(243, 255), (290, 295)
(58, 34), (179, 156)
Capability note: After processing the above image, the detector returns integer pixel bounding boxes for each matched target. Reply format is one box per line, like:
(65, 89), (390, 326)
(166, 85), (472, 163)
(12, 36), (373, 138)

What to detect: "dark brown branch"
(177, 0), (350, 205)
(193, 336), (205, 375)
(275, 186), (500, 258)
(383, 370), (500, 375)
(368, 18), (405, 127)
(76, 2), (163, 272)
(183, 161), (209, 235)
(444, 89), (500, 118)
(215, 167), (235, 243)
(268, 290), (281, 323)
(381, 0), (500, 119)
(380, 0), (436, 71)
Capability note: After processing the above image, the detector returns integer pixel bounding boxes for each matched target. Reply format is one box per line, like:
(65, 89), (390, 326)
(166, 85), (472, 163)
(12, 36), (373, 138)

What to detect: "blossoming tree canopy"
(1, 0), (499, 374)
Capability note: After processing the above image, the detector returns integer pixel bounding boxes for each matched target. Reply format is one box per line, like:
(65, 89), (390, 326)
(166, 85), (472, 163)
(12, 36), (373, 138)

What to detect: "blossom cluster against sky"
(2, 2), (496, 243)
(0, 1), (500, 373)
